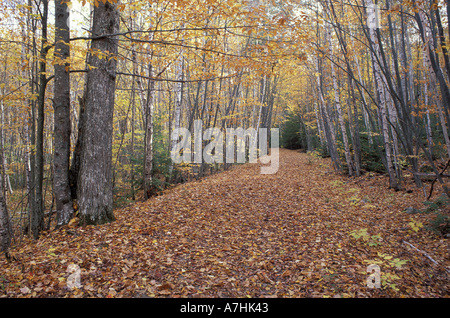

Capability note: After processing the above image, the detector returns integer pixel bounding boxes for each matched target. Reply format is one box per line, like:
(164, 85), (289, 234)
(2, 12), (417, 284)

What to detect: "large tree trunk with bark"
(78, 0), (119, 225)
(53, 0), (74, 227)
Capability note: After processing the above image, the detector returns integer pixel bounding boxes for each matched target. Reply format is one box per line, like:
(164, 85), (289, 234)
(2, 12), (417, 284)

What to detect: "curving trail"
(1, 149), (448, 297)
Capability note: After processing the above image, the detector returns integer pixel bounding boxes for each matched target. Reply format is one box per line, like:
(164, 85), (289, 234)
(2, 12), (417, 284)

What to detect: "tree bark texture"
(78, 0), (119, 225)
(54, 0), (74, 227)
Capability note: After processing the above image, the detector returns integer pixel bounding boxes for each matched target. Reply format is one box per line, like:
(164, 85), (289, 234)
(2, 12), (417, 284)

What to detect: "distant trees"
(283, 0), (450, 198)
(0, 0), (292, 242)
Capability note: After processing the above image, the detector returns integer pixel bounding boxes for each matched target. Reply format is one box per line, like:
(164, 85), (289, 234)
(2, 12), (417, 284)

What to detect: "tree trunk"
(141, 63), (155, 199)
(130, 49), (137, 201)
(69, 94), (85, 201)
(0, 94), (10, 198)
(0, 90), (12, 195)
(434, 5), (450, 84)
(0, 171), (11, 258)
(315, 55), (341, 171)
(33, 0), (49, 238)
(366, 2), (399, 189)
(169, 51), (184, 174)
(78, 0), (119, 225)
(314, 101), (325, 148)
(414, 1), (450, 126)
(69, 6), (92, 202)
(0, 73), (11, 252)
(27, 0), (37, 236)
(53, 0), (74, 227)
(326, 22), (353, 176)
(20, 5), (31, 208)
(422, 57), (434, 156)
(348, 74), (361, 176)
(368, 0), (399, 189)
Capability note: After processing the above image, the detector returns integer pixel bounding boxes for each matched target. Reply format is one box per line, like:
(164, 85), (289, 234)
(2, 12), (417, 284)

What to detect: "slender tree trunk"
(20, 13), (32, 220)
(0, 91), (10, 199)
(0, 171), (11, 258)
(253, 74), (266, 148)
(305, 102), (313, 152)
(414, 0), (450, 125)
(422, 57), (434, 156)
(386, 0), (420, 186)
(130, 50), (137, 201)
(366, 2), (399, 189)
(28, 0), (37, 236)
(315, 55), (341, 171)
(314, 101), (325, 148)
(78, 0), (119, 225)
(353, 42), (373, 145)
(142, 63), (155, 199)
(434, 5), (450, 84)
(415, 1), (450, 159)
(326, 22), (353, 176)
(0, 62), (12, 248)
(435, 87), (450, 158)
(169, 51), (184, 174)
(53, 0), (74, 227)
(33, 0), (49, 238)
(328, 0), (361, 175)
(348, 74), (361, 176)
(0, 98), (12, 196)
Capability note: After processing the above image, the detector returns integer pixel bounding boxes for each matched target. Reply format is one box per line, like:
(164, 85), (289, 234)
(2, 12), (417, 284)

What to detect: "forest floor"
(1, 149), (449, 298)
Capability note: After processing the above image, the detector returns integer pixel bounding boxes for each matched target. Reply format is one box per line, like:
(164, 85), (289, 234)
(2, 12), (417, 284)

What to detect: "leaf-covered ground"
(1, 149), (449, 298)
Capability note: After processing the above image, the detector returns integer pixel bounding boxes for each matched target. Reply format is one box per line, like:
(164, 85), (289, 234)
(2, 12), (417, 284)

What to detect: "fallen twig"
(403, 240), (450, 274)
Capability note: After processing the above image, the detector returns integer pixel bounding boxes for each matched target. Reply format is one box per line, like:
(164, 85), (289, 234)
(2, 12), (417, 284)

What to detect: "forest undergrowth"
(0, 149), (448, 298)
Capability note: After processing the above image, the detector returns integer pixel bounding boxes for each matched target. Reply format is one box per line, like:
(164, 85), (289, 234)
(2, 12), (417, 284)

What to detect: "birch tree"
(325, 17), (354, 176)
(366, 0), (399, 190)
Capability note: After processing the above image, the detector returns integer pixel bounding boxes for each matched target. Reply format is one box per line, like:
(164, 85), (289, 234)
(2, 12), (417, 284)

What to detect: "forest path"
(1, 149), (449, 297)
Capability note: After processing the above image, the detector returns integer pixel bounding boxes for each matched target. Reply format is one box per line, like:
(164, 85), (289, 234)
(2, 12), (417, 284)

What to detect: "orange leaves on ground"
(0, 149), (448, 297)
